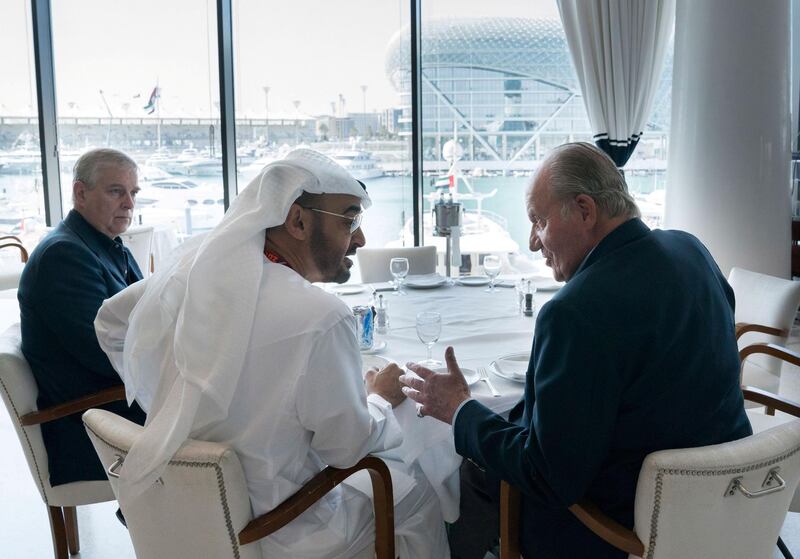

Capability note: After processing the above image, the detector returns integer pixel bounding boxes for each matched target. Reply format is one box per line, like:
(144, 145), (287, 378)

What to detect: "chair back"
(356, 246), (437, 283)
(633, 420), (800, 559)
(83, 408), (261, 559)
(729, 267), (800, 391)
(0, 324), (114, 507)
(120, 226), (155, 277)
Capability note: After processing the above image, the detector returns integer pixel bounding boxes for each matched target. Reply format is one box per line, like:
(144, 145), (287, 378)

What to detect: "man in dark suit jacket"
(18, 148), (146, 486)
(401, 142), (752, 558)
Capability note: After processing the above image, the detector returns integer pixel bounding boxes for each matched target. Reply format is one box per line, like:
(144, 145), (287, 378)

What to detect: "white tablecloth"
(335, 279), (557, 520)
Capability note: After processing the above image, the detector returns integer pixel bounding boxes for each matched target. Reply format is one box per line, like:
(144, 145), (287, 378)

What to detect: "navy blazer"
(454, 218), (752, 558)
(18, 210), (146, 486)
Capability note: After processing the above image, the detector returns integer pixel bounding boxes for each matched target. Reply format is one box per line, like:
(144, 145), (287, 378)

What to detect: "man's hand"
(365, 363), (407, 408)
(400, 346), (470, 424)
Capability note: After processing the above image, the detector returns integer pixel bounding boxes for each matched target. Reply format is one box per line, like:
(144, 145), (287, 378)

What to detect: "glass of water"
(390, 257), (409, 296)
(416, 311), (442, 367)
(483, 254), (502, 293)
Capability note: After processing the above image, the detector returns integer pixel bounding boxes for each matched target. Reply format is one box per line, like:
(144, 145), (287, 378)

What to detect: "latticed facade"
(385, 17), (672, 167)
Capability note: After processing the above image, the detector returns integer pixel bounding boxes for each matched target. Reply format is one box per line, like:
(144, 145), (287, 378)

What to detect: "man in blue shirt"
(18, 148), (146, 486)
(401, 143), (752, 558)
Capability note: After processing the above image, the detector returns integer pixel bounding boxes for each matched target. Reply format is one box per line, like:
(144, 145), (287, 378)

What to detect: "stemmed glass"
(416, 311), (442, 367)
(483, 255), (502, 293)
(390, 257), (409, 296)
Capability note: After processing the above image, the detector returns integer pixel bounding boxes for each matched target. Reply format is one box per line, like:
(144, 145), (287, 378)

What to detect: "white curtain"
(557, 0), (675, 167)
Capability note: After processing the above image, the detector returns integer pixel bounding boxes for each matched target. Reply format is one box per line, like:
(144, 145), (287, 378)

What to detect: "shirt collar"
(572, 218), (649, 279)
(63, 209), (124, 253)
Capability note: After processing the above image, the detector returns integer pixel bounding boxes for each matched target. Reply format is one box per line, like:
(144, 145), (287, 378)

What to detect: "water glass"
(483, 254), (502, 292)
(416, 311), (442, 367)
(390, 257), (409, 296)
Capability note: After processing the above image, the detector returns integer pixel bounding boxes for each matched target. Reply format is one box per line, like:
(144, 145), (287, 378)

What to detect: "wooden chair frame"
(499, 340), (800, 559)
(0, 237), (28, 263)
(15, 385), (126, 558)
(238, 455), (395, 557)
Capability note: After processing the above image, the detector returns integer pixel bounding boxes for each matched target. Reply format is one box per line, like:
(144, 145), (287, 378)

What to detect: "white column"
(665, 0), (791, 277)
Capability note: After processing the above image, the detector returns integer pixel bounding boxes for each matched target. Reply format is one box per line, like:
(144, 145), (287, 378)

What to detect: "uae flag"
(143, 86), (160, 114)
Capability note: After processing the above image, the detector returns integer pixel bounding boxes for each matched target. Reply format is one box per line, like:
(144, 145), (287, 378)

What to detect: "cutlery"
(478, 366), (501, 397)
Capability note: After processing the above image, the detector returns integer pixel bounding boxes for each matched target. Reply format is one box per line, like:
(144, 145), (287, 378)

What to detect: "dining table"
(330, 274), (562, 521)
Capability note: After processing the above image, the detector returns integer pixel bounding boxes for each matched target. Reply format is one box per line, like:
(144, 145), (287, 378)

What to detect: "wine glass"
(390, 257), (409, 296)
(416, 311), (442, 367)
(483, 255), (502, 293)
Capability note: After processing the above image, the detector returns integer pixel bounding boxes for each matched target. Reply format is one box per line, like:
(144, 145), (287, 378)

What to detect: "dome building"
(385, 17), (672, 170)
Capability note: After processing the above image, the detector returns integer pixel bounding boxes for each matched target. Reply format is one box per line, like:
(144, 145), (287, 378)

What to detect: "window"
(51, 0), (224, 238)
(0, 0), (47, 249)
(233, 0), (413, 251)
(411, 0), (671, 274)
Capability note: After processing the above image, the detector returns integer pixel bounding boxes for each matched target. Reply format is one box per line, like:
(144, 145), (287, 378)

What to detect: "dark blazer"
(454, 218), (752, 558)
(18, 210), (146, 486)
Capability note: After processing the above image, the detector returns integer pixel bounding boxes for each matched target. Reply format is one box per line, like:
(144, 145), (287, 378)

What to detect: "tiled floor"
(2, 314), (800, 557)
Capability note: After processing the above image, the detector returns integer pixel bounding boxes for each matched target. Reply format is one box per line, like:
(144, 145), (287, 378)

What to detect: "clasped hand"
(365, 363), (407, 407)
(400, 346), (471, 424)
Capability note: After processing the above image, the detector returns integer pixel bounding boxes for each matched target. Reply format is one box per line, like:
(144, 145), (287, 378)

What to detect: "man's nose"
(352, 226), (366, 248)
(122, 192), (135, 208)
(529, 227), (542, 252)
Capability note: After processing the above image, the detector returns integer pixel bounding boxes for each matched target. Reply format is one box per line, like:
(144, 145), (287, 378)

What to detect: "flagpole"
(156, 79), (161, 150)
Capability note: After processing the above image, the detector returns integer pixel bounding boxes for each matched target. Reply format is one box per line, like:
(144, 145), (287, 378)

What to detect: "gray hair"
(72, 148), (137, 203)
(540, 142), (640, 219)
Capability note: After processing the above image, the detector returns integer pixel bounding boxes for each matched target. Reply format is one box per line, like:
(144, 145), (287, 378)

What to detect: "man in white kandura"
(94, 149), (449, 558)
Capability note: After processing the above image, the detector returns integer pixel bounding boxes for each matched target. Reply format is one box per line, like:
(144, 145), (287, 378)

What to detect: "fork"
(478, 366), (501, 397)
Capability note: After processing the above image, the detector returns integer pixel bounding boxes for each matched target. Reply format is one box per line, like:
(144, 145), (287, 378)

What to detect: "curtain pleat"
(557, 0), (674, 167)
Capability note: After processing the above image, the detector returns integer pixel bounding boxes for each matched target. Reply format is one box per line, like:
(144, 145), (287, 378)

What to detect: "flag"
(143, 86), (160, 114)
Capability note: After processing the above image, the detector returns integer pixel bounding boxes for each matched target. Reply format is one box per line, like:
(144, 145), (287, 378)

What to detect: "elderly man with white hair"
(95, 149), (449, 558)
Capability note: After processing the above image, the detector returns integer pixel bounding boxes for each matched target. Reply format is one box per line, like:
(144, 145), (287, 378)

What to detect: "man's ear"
(73, 181), (86, 208)
(574, 194), (597, 227)
(284, 203), (309, 241)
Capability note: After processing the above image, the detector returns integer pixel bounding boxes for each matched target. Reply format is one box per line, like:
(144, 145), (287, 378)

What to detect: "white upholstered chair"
(0, 324), (125, 558)
(0, 235), (28, 291)
(729, 267), (800, 394)
(356, 245), (437, 283)
(83, 408), (396, 559)
(119, 225), (155, 277)
(500, 383), (800, 559)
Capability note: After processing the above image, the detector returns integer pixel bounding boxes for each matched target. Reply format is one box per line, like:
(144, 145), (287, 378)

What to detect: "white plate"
(457, 275), (490, 286)
(405, 274), (447, 289)
(489, 352), (530, 383)
(362, 355), (390, 375)
(361, 340), (387, 354)
(434, 367), (480, 386)
(333, 284), (366, 295)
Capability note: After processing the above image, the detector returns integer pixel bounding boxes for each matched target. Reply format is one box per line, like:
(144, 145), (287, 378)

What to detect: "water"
(0, 168), (666, 252)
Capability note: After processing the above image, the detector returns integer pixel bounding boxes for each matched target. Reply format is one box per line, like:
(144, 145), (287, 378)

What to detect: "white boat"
(0, 149), (41, 175)
(330, 150), (384, 180)
(145, 148), (202, 175)
(139, 177), (222, 209)
(181, 156), (222, 176)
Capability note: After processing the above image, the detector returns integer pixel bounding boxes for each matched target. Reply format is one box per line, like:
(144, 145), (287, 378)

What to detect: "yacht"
(330, 150), (384, 180)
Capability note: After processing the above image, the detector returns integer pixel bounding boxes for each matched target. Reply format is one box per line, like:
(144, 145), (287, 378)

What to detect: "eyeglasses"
(303, 207), (363, 233)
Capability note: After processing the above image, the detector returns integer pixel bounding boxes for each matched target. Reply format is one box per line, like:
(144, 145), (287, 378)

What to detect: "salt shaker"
(375, 293), (389, 334)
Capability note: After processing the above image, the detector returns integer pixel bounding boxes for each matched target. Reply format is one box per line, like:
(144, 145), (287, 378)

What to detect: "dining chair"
(0, 324), (126, 558)
(82, 408), (396, 559)
(0, 235), (29, 291)
(499, 377), (800, 559)
(728, 267), (800, 394)
(356, 245), (437, 283)
(0, 235), (29, 263)
(119, 226), (155, 277)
